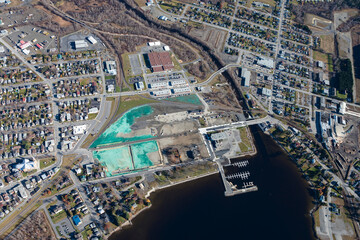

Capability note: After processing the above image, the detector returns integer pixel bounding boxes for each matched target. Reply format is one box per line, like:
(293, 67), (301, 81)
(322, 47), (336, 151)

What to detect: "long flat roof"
(147, 51), (174, 72)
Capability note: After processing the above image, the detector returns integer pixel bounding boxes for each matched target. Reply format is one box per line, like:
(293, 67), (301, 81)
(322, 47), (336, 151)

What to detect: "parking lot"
(58, 218), (75, 238)
(60, 31), (105, 52)
(145, 71), (185, 85)
(5, 25), (57, 55)
(129, 54), (143, 75)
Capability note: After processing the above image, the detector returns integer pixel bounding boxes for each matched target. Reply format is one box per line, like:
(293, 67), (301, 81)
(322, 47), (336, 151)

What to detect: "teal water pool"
(131, 141), (158, 169)
(91, 105), (154, 148)
(93, 146), (133, 177)
(164, 94), (203, 106)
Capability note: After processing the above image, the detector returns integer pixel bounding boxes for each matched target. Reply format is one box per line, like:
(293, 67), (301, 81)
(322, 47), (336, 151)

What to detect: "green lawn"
(40, 157), (56, 169)
(88, 113), (98, 120)
(336, 91), (347, 100)
(51, 210), (67, 224)
(116, 95), (158, 117)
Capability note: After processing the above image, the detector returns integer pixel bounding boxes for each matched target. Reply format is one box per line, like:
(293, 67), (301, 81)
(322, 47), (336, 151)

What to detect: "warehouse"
(149, 81), (168, 89)
(86, 36), (97, 44)
(146, 51), (174, 72)
(152, 89), (171, 97)
(169, 79), (187, 86)
(74, 40), (88, 49)
(172, 87), (191, 94)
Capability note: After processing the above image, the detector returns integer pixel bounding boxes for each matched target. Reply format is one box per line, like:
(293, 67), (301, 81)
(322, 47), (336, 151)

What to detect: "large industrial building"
(146, 51), (174, 72)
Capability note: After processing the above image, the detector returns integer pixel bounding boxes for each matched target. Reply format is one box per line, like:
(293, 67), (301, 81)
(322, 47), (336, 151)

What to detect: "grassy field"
(313, 51), (333, 72)
(116, 95), (158, 117)
(40, 157), (56, 169)
(171, 54), (183, 70)
(246, 0), (276, 7)
(320, 35), (335, 54)
(238, 127), (252, 153)
(121, 52), (136, 82)
(50, 210), (67, 224)
(88, 113), (98, 120)
(336, 91), (347, 100)
(134, 0), (146, 7)
(313, 50), (328, 62)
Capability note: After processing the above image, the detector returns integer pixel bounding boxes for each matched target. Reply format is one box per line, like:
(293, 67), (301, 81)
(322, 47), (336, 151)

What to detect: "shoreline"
(105, 170), (219, 239)
(265, 130), (319, 240)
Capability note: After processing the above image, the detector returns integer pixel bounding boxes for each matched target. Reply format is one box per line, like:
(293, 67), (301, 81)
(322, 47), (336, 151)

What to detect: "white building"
(74, 40), (88, 49)
(170, 79), (187, 86)
(257, 58), (274, 69)
(241, 68), (251, 87)
(73, 125), (87, 135)
(172, 87), (191, 94)
(104, 61), (117, 75)
(150, 81), (168, 89)
(339, 102), (346, 115)
(163, 46), (170, 51)
(86, 36), (97, 44)
(152, 89), (171, 97)
(135, 81), (144, 90)
(262, 88), (272, 96)
(89, 107), (99, 114)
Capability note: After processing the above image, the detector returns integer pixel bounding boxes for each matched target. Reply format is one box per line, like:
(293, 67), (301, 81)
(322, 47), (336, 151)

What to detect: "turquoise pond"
(164, 94), (203, 106)
(91, 105), (154, 148)
(93, 140), (159, 177)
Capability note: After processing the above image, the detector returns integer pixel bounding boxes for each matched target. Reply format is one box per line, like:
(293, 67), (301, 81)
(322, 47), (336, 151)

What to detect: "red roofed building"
(147, 52), (174, 72)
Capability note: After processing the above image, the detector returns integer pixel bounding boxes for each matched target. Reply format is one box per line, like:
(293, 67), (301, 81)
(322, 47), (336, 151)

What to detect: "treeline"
(334, 58), (354, 101)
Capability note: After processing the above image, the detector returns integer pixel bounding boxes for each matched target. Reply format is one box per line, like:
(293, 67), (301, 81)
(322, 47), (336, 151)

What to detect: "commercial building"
(261, 88), (272, 96)
(104, 61), (117, 75)
(170, 79), (187, 86)
(146, 51), (174, 72)
(18, 41), (31, 50)
(257, 57), (274, 69)
(74, 40), (88, 50)
(240, 68), (251, 87)
(73, 215), (82, 226)
(73, 125), (87, 135)
(86, 36), (97, 44)
(135, 81), (145, 90)
(149, 81), (168, 89)
(172, 87), (191, 94)
(152, 89), (171, 97)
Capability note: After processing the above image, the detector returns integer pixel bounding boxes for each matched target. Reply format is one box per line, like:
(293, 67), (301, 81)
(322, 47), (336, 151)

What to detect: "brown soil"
(35, 5), (72, 27)
(320, 34), (336, 54)
(6, 210), (56, 240)
(189, 26), (228, 53)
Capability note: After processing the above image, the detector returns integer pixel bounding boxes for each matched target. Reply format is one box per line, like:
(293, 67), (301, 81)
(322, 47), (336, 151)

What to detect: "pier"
(216, 159), (258, 197)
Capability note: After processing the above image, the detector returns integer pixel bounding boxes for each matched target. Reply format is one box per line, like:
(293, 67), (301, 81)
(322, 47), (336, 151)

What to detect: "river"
(109, 126), (316, 240)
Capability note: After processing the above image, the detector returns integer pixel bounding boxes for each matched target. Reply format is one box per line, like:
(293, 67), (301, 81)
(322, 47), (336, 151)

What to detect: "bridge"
(199, 116), (271, 134)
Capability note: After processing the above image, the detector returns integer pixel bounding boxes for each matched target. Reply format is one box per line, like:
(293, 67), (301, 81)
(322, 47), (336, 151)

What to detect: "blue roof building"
(73, 215), (82, 226)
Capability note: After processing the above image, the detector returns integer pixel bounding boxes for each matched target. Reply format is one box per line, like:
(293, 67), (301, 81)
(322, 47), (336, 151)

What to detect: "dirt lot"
(158, 133), (209, 163)
(6, 210), (56, 240)
(201, 84), (242, 111)
(337, 32), (353, 59)
(35, 5), (72, 27)
(189, 26), (228, 53)
(319, 34), (336, 54)
(304, 13), (332, 30)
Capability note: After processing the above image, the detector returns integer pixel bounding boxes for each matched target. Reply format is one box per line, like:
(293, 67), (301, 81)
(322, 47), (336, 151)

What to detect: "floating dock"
(216, 159), (258, 197)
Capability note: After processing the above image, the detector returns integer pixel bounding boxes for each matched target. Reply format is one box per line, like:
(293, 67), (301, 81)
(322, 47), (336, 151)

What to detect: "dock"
(216, 159), (258, 197)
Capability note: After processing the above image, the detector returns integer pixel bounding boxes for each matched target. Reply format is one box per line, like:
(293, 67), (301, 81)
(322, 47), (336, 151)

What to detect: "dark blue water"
(110, 126), (315, 240)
